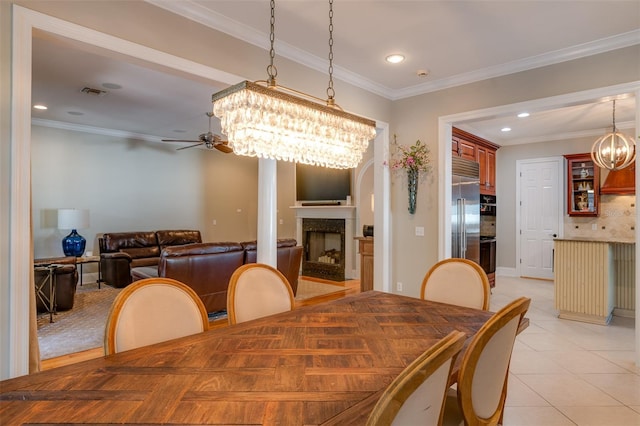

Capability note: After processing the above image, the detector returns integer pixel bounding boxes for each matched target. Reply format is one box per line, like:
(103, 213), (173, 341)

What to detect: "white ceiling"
(31, 1), (639, 147)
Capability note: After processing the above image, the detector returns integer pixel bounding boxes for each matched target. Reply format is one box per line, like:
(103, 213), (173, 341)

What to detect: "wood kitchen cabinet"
(452, 135), (477, 161)
(564, 153), (600, 216)
(453, 128), (499, 195)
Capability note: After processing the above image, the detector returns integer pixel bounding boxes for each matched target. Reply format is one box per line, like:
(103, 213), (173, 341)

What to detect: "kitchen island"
(554, 237), (635, 325)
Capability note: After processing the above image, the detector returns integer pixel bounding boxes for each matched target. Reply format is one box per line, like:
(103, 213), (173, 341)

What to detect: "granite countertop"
(554, 237), (635, 244)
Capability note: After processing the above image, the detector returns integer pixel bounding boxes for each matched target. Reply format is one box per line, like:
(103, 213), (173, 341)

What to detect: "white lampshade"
(58, 209), (90, 230)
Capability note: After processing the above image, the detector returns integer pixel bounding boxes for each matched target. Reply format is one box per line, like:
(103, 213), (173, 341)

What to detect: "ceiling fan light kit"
(590, 99), (636, 171)
(211, 0), (376, 169)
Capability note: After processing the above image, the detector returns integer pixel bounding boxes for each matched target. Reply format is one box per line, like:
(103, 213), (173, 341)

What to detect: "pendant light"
(211, 0), (376, 169)
(591, 100), (636, 170)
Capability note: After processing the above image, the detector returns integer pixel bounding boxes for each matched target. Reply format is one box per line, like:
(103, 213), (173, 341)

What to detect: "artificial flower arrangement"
(388, 134), (432, 176)
(386, 134), (432, 214)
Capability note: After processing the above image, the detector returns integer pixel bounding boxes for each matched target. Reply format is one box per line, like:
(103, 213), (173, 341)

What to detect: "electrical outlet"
(279, 219), (284, 225)
(397, 282), (403, 292)
(212, 219), (217, 225)
(591, 223), (597, 230)
(415, 226), (425, 236)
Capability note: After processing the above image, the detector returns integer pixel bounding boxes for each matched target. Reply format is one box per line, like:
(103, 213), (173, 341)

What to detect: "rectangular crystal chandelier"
(211, 0), (376, 170)
(212, 81), (376, 169)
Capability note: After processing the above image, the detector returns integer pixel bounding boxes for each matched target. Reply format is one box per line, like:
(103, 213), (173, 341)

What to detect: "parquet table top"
(1, 291), (501, 425)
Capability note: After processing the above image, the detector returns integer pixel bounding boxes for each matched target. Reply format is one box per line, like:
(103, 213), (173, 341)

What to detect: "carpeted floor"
(37, 276), (346, 360)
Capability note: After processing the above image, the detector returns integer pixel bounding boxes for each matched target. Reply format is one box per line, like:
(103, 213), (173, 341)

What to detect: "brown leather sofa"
(130, 239), (303, 314)
(159, 242), (246, 314)
(99, 230), (202, 288)
(34, 256), (79, 312)
(241, 239), (303, 295)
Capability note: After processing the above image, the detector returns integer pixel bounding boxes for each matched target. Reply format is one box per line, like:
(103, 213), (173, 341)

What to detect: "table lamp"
(58, 208), (90, 256)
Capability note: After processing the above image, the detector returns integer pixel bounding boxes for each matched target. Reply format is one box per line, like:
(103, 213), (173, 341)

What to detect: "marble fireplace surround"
(291, 206), (356, 280)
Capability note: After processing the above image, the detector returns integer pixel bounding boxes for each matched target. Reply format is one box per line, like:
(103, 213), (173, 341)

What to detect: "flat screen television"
(296, 163), (351, 203)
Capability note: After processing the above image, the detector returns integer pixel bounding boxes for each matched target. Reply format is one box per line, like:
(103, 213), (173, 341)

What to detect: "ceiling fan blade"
(162, 138), (201, 143)
(214, 142), (234, 154)
(176, 142), (204, 151)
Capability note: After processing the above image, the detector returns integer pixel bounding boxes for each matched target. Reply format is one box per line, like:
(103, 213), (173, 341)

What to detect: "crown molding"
(146, 0), (395, 98)
(32, 118), (164, 143)
(463, 120), (637, 147)
(393, 30), (640, 100)
(146, 1), (640, 101)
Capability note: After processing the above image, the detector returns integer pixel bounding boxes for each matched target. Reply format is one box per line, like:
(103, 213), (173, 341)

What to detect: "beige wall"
(31, 125), (299, 260)
(496, 134), (638, 268)
(391, 45), (639, 296)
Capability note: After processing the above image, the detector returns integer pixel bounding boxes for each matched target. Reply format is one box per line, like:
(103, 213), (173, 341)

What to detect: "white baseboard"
(496, 267), (517, 277)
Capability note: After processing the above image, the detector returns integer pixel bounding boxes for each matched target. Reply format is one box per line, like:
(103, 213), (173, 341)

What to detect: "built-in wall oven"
(480, 195), (496, 285)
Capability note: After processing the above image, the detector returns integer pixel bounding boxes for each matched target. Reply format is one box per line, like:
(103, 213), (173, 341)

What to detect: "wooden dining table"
(0, 291), (518, 425)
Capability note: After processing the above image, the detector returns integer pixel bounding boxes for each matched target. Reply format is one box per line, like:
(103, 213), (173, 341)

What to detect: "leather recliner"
(34, 256), (79, 312)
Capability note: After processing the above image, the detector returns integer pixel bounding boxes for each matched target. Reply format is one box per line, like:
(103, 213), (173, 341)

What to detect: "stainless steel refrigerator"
(451, 156), (480, 263)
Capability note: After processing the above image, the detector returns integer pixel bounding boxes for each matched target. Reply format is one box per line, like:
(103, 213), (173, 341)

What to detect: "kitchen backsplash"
(564, 194), (636, 239)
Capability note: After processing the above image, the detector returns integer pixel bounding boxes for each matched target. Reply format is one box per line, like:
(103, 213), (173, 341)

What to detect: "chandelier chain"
(267, 0), (277, 83)
(327, 0), (335, 101)
(612, 99), (617, 132)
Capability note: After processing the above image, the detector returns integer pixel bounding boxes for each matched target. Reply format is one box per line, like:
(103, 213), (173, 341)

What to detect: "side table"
(34, 263), (60, 323)
(76, 255), (104, 288)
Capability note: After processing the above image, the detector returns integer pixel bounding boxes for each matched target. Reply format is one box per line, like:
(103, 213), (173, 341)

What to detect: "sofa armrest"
(100, 252), (133, 288)
(101, 252), (132, 261)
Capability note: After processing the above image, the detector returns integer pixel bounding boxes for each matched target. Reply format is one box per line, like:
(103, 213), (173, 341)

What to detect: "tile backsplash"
(564, 195), (636, 239)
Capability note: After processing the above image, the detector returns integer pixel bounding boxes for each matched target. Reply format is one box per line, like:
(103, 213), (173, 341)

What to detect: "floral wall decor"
(387, 135), (432, 214)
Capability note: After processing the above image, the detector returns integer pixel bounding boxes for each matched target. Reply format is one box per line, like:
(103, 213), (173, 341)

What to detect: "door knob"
(552, 233), (557, 238)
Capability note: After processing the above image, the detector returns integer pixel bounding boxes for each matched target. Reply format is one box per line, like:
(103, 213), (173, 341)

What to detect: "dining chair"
(442, 297), (531, 426)
(420, 258), (491, 310)
(366, 331), (467, 426)
(227, 263), (295, 325)
(104, 277), (209, 355)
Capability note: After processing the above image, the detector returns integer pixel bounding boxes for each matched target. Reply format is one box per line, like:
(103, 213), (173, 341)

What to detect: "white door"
(517, 158), (563, 280)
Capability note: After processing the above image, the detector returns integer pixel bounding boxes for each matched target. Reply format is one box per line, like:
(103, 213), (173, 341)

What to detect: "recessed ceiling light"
(501, 127), (512, 132)
(173, 129), (187, 133)
(416, 69), (429, 78)
(33, 104), (47, 110)
(385, 54), (405, 64)
(67, 111), (84, 116)
(517, 112), (530, 118)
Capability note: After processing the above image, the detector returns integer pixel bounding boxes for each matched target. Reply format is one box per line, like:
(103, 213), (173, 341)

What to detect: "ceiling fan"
(162, 112), (233, 153)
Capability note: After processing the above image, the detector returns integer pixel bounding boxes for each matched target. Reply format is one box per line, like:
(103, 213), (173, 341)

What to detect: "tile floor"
(493, 276), (639, 426)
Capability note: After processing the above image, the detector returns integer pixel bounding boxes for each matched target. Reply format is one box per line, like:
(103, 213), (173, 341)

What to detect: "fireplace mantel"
(291, 205), (356, 279)
(290, 205), (356, 219)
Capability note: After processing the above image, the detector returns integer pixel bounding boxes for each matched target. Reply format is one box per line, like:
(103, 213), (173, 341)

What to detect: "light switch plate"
(415, 226), (425, 236)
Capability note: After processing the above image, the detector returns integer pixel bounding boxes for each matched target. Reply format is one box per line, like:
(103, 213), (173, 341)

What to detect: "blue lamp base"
(62, 229), (86, 257)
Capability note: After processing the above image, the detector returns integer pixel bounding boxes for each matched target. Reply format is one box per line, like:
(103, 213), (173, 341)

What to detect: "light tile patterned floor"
(493, 276), (639, 426)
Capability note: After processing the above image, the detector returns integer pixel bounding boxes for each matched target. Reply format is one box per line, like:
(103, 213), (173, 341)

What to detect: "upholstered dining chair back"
(421, 258), (491, 310)
(443, 297), (531, 426)
(104, 277), (209, 355)
(227, 263), (295, 325)
(367, 331), (467, 426)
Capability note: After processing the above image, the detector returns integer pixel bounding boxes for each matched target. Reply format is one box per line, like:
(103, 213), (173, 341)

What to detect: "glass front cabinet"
(564, 153), (600, 216)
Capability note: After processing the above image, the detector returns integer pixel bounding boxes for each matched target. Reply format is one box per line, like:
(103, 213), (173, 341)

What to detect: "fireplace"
(302, 218), (345, 281)
(292, 205), (356, 281)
